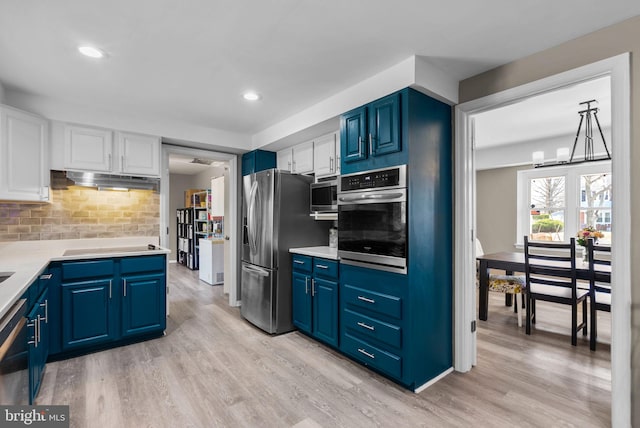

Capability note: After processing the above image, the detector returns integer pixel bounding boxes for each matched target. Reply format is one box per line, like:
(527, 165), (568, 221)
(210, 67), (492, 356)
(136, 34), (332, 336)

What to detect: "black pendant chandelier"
(533, 99), (611, 168)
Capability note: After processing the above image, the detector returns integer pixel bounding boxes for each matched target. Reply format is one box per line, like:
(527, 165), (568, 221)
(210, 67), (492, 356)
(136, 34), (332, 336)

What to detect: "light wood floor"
(37, 264), (611, 427)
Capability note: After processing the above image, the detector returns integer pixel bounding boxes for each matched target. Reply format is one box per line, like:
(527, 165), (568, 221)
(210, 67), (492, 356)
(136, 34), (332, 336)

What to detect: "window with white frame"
(516, 161), (611, 246)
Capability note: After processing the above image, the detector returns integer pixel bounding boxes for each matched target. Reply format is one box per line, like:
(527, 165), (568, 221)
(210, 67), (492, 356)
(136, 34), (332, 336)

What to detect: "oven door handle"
(338, 192), (404, 202)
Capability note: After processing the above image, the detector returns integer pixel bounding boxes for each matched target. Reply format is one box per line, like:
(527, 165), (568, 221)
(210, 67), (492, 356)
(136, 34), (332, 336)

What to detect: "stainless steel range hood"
(63, 171), (160, 192)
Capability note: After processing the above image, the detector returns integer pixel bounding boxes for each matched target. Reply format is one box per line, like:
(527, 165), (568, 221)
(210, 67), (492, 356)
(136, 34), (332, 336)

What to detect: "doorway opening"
(160, 144), (240, 307)
(454, 53), (631, 425)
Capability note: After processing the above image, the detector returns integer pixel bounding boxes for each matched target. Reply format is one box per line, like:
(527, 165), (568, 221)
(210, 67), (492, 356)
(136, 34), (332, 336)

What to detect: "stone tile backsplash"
(0, 186), (159, 242)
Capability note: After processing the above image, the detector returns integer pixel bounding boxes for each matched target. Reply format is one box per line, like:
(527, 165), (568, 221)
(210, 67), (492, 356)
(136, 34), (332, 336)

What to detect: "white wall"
(0, 81), (5, 103)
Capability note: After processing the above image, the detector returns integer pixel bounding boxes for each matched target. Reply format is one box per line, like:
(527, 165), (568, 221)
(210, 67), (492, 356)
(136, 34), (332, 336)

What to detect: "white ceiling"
(0, 2), (638, 139)
(168, 154), (227, 175)
(474, 76), (611, 148)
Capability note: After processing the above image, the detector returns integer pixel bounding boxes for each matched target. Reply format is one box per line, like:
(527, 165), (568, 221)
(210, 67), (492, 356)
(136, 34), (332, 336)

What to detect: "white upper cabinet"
(63, 124), (160, 177)
(276, 141), (313, 174)
(210, 176), (225, 217)
(0, 105), (50, 202)
(117, 132), (160, 176)
(313, 132), (339, 178)
(64, 125), (113, 172)
(291, 140), (314, 174)
(277, 148), (293, 172)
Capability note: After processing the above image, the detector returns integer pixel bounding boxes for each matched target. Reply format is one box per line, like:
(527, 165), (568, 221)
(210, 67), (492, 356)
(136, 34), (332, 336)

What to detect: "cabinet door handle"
(304, 276), (308, 295)
(311, 279), (315, 297)
(27, 321), (37, 346)
(357, 321), (375, 331)
(37, 314), (42, 344)
(357, 348), (375, 359)
(357, 136), (362, 157)
(123, 279), (127, 297)
(121, 155), (125, 171)
(316, 264), (328, 269)
(288, 160), (291, 172)
(369, 133), (373, 155)
(109, 279), (112, 299)
(357, 296), (375, 304)
(108, 153), (112, 170)
(330, 157), (334, 172)
(292, 160), (296, 172)
(40, 300), (48, 323)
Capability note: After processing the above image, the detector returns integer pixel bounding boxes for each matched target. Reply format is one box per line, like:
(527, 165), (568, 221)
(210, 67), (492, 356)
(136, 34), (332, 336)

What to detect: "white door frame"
(453, 53), (631, 427)
(160, 144), (241, 307)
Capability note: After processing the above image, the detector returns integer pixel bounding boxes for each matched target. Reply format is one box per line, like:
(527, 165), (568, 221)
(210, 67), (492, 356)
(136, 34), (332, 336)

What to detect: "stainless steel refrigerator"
(241, 169), (330, 334)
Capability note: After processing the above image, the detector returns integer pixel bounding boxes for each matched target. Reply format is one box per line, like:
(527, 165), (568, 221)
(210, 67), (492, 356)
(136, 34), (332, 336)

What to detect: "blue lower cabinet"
(121, 273), (166, 337)
(55, 254), (167, 355)
(312, 277), (339, 347)
(61, 279), (116, 350)
(341, 332), (402, 380)
(28, 287), (49, 404)
(292, 271), (312, 333)
(292, 256), (339, 347)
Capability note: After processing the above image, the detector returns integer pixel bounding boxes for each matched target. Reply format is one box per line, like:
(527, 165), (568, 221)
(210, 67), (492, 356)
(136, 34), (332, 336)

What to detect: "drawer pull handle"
(357, 296), (375, 304)
(39, 274), (53, 280)
(357, 322), (375, 331)
(294, 260), (305, 265)
(316, 264), (328, 269)
(357, 348), (375, 359)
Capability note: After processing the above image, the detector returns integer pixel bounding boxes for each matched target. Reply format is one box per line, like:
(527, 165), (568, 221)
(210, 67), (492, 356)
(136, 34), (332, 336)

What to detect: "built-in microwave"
(310, 179), (338, 214)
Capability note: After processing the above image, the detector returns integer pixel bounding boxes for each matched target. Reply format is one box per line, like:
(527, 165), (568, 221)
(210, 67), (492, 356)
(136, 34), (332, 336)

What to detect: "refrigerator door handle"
(248, 181), (258, 254)
(242, 264), (270, 277)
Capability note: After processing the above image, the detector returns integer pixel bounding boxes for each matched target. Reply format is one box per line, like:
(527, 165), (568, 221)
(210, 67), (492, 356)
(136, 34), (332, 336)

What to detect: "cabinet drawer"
(343, 308), (401, 349)
(62, 260), (114, 280)
(292, 255), (313, 273)
(313, 258), (338, 279)
(342, 284), (402, 320)
(342, 332), (402, 380)
(120, 255), (165, 274)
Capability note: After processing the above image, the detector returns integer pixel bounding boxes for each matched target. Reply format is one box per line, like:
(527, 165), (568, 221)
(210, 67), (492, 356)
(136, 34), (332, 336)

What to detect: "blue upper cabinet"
(340, 92), (402, 174)
(341, 106), (367, 163)
(242, 149), (276, 176)
(369, 93), (401, 157)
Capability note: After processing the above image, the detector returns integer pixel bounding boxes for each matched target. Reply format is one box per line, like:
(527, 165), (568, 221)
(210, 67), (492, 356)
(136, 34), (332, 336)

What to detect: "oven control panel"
(340, 165), (406, 192)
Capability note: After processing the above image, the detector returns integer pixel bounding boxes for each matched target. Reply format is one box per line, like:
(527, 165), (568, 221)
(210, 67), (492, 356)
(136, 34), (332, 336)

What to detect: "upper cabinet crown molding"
(0, 104), (50, 202)
(62, 123), (160, 177)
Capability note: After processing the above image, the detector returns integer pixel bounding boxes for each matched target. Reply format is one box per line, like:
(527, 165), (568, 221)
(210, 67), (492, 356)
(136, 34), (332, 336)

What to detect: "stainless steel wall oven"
(337, 165), (407, 273)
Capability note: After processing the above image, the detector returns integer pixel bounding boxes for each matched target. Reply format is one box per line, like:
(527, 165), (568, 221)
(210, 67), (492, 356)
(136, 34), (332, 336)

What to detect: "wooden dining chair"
(588, 238), (611, 351)
(477, 239), (526, 327)
(524, 236), (589, 345)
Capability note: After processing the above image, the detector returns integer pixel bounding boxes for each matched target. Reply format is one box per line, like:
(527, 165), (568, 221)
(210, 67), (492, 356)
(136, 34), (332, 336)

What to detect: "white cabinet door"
(313, 132), (338, 178)
(64, 125), (113, 172)
(292, 140), (314, 174)
(0, 106), (49, 201)
(117, 132), (160, 177)
(210, 176), (225, 217)
(277, 148), (292, 172)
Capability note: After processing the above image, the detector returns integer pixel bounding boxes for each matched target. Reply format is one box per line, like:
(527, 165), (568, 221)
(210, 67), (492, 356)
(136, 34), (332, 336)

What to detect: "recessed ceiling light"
(243, 91), (261, 101)
(78, 46), (104, 58)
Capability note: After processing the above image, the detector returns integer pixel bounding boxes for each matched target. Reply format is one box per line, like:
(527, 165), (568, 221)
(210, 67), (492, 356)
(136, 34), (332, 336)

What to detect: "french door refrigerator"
(241, 169), (330, 334)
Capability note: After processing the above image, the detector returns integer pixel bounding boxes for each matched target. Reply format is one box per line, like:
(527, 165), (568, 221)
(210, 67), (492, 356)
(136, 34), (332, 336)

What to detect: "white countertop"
(289, 246), (339, 260)
(0, 237), (170, 320)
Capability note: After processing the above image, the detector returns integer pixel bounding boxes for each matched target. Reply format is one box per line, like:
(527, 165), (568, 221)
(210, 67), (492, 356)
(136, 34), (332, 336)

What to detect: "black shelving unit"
(176, 191), (212, 270)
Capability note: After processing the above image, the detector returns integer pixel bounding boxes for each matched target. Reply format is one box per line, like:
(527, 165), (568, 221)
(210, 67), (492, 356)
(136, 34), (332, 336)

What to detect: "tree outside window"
(580, 173), (612, 244)
(529, 176), (565, 241)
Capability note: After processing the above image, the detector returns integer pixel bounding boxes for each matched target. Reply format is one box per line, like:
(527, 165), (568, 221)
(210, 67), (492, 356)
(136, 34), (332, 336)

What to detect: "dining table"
(476, 251), (610, 321)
